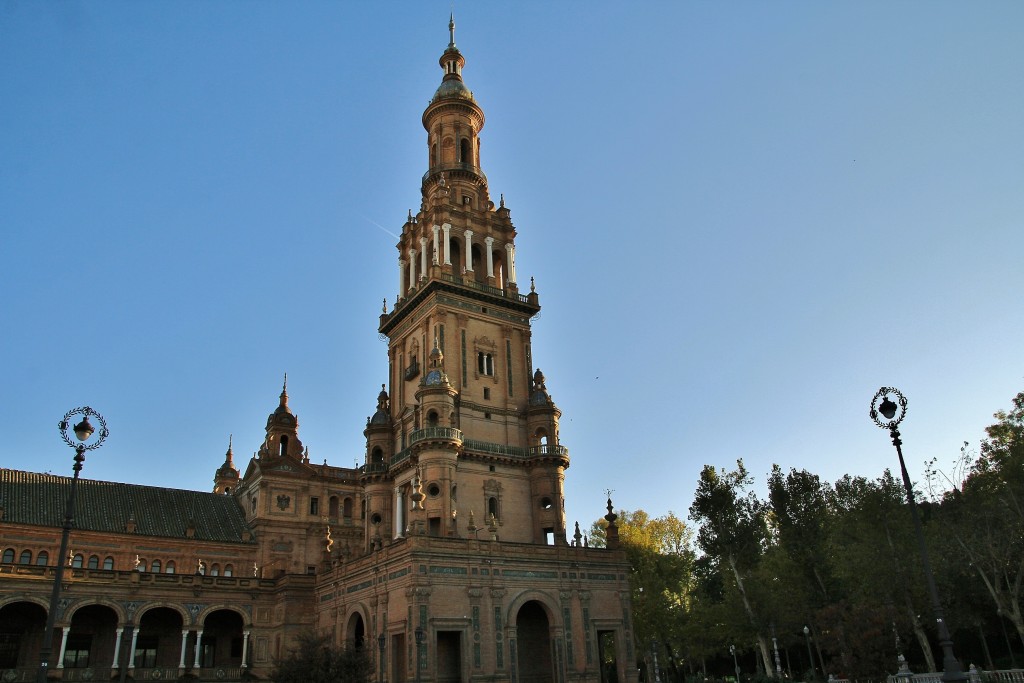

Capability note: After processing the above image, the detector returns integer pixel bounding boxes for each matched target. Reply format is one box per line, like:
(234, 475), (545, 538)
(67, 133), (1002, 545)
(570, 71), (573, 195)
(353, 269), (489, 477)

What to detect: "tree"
(944, 391), (1024, 649)
(689, 460), (775, 676)
(271, 631), (372, 683)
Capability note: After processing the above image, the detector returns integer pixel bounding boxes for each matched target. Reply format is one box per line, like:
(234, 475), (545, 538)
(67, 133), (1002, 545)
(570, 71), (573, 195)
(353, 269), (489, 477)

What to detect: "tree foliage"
(271, 631), (372, 683)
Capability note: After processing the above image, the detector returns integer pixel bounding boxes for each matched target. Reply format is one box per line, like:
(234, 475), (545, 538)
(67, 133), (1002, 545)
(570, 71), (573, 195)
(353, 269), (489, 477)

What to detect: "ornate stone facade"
(0, 19), (636, 683)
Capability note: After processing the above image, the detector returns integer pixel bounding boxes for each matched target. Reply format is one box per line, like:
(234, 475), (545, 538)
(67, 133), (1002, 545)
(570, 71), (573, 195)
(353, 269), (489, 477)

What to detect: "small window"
(72, 554), (84, 568)
(251, 496), (258, 514)
(540, 497), (554, 510)
(36, 551), (49, 566)
(307, 566), (316, 575)
(224, 564), (234, 577)
(87, 555), (99, 569)
(310, 497), (320, 516)
(18, 550), (31, 565)
(427, 483), (441, 497)
(137, 559), (146, 572)
(103, 556), (114, 570)
(488, 497), (498, 518)
(166, 561), (176, 574)
(211, 564), (220, 576)
(483, 387), (490, 400)
(477, 352), (494, 376)
(1, 549), (14, 563)
(484, 413), (491, 420)
(151, 559), (162, 573)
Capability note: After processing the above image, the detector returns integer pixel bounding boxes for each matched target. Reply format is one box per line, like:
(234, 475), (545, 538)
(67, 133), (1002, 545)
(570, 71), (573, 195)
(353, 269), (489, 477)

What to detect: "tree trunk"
(905, 594), (937, 672)
(727, 553), (775, 676)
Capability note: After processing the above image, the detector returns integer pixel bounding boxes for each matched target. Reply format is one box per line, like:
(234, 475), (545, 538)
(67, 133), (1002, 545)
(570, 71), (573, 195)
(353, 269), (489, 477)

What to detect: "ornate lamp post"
(37, 407), (109, 683)
(414, 626), (424, 683)
(803, 626), (814, 681)
(869, 387), (966, 683)
(651, 638), (662, 683)
(730, 644), (740, 682)
(378, 632), (386, 683)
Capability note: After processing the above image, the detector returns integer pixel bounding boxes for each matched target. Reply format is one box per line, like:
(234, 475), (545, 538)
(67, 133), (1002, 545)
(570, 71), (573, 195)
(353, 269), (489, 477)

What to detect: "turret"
(213, 435), (240, 494)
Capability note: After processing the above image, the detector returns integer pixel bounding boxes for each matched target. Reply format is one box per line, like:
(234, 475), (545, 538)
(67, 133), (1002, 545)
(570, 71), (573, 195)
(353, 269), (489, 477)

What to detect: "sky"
(2, 1), (1023, 536)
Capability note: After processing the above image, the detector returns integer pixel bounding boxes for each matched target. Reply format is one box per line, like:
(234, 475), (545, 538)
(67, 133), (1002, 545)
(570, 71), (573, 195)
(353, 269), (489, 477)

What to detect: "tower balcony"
(422, 161), (487, 188)
(410, 426), (464, 448)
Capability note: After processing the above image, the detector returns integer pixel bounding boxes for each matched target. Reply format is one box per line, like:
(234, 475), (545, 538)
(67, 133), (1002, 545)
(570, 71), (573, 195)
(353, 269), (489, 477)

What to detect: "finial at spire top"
(449, 13), (456, 47)
(280, 373), (289, 405)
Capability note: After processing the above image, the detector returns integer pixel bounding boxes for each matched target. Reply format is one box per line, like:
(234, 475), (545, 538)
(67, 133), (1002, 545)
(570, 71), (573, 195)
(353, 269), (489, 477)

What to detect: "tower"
(374, 15), (569, 546)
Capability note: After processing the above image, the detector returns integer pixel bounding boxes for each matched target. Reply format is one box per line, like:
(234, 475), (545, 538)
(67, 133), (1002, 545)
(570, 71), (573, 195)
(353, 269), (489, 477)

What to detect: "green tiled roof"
(0, 469), (254, 544)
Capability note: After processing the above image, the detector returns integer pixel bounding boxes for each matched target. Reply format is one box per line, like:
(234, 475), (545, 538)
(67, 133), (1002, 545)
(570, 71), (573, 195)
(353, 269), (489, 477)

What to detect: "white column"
(241, 631), (250, 669)
(57, 627), (70, 668)
(128, 628), (140, 668)
(442, 223), (452, 265)
(178, 630), (189, 669)
(505, 243), (517, 285)
(409, 249), (417, 285)
(193, 630), (204, 668)
(394, 487), (403, 538)
(464, 230), (474, 272)
(484, 237), (495, 278)
(431, 225), (440, 265)
(398, 259), (407, 298)
(419, 237), (428, 278)
(112, 627), (124, 669)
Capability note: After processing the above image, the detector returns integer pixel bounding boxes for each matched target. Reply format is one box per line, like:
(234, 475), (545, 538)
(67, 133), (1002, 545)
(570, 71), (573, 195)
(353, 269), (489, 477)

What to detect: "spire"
(225, 435), (234, 465)
(448, 13), (456, 48)
(280, 373), (288, 407)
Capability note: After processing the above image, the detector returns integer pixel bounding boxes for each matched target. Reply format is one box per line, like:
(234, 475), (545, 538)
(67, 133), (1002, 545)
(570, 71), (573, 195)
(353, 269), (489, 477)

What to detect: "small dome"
(370, 408), (390, 425)
(431, 78), (475, 104)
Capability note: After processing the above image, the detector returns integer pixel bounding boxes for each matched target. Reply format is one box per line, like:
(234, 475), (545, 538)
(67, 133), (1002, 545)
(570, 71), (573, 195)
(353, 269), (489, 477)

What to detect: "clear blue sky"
(3, 2), (1022, 533)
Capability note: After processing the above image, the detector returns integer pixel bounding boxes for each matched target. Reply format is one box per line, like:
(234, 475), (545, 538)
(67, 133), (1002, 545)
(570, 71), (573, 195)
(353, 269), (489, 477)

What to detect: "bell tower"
(373, 17), (569, 545)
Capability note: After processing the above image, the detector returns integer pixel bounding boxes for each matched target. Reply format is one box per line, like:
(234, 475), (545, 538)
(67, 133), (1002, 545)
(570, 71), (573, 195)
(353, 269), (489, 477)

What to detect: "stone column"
(112, 627), (124, 669)
(394, 487), (404, 538)
(193, 630), (204, 669)
(178, 630), (189, 669)
(442, 223), (452, 265)
(128, 628), (140, 668)
(432, 225), (440, 265)
(419, 237), (428, 279)
(409, 249), (417, 285)
(241, 631), (251, 669)
(57, 626), (70, 668)
(464, 230), (474, 272)
(398, 259), (407, 298)
(485, 237), (495, 279)
(505, 244), (517, 285)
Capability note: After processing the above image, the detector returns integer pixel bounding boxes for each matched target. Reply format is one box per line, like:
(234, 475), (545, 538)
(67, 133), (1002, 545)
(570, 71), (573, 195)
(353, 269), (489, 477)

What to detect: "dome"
(431, 78), (475, 104)
(370, 408), (390, 425)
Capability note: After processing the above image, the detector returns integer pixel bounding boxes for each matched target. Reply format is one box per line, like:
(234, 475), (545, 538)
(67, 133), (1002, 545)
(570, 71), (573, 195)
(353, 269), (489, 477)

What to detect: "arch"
(279, 435), (289, 457)
(372, 446), (384, 464)
(102, 556), (114, 570)
(533, 427), (549, 447)
(137, 558), (147, 572)
(199, 608), (247, 669)
(2, 548), (15, 563)
(196, 604), (249, 628)
(165, 560), (176, 574)
(431, 142), (438, 168)
(210, 563), (220, 576)
(427, 410), (439, 427)
(343, 497), (354, 520)
(135, 606), (186, 668)
(471, 244), (486, 283)
(450, 239), (462, 273)
(36, 550), (49, 566)
(72, 553), (84, 568)
(137, 602), (191, 627)
(459, 137), (471, 164)
(488, 496), (499, 519)
(87, 554), (99, 569)
(151, 559), (162, 573)
(0, 594), (49, 613)
(329, 495), (340, 519)
(505, 589), (560, 629)
(66, 599), (128, 625)
(344, 608), (367, 650)
(0, 601), (47, 669)
(224, 564), (234, 577)
(18, 549), (31, 565)
(514, 599), (554, 683)
(64, 603), (121, 668)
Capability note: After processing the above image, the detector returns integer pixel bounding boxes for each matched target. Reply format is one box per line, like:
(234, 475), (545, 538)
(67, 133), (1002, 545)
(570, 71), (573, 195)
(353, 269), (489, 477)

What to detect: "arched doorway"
(199, 609), (245, 669)
(516, 600), (553, 683)
(346, 611), (366, 650)
(134, 606), (185, 671)
(65, 604), (120, 670)
(0, 601), (46, 670)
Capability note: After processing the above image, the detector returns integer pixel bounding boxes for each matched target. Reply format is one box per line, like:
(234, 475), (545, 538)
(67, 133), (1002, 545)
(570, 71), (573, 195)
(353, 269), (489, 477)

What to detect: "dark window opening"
(134, 636), (158, 668)
(310, 497), (320, 516)
(63, 635), (92, 668)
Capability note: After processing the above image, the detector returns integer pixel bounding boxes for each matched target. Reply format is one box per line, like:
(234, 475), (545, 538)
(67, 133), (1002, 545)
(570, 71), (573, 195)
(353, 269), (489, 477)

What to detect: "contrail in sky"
(361, 214), (400, 240)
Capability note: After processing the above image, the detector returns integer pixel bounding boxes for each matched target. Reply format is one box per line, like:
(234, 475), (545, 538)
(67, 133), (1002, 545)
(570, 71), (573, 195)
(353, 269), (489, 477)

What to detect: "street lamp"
(414, 626), (425, 683)
(771, 625), (782, 678)
(869, 387), (966, 683)
(803, 626), (814, 681)
(651, 638), (662, 683)
(730, 644), (740, 682)
(378, 632), (386, 683)
(37, 407), (109, 683)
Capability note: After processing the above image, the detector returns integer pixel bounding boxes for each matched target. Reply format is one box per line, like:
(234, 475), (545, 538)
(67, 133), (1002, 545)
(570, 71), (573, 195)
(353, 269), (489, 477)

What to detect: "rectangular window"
(309, 497), (319, 516)
(483, 387), (490, 400)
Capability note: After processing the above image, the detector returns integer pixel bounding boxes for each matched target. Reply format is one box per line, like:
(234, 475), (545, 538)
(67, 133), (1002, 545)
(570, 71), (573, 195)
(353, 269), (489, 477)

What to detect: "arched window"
(151, 559), (161, 573)
(343, 497), (354, 520)
(329, 496), (339, 520)
(251, 496), (258, 514)
(279, 435), (289, 457)
(427, 410), (439, 427)
(1, 549), (13, 563)
(488, 496), (499, 519)
(36, 551), (49, 566)
(166, 561), (176, 574)
(137, 559), (147, 572)
(18, 550), (31, 565)
(459, 138), (471, 164)
(210, 563), (220, 576)
(103, 556), (114, 570)
(87, 555), (99, 569)
(224, 564), (233, 577)
(72, 554), (84, 568)
(372, 447), (384, 464)
(431, 143), (438, 168)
